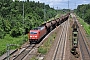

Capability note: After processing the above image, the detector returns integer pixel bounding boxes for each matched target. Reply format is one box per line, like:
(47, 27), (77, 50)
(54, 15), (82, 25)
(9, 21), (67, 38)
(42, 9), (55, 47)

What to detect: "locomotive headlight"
(35, 36), (37, 37)
(30, 36), (32, 37)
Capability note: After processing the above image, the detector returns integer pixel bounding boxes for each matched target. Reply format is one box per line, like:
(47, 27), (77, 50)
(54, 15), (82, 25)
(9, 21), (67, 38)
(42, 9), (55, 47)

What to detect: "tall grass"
(0, 34), (28, 56)
(38, 33), (56, 54)
(77, 16), (90, 35)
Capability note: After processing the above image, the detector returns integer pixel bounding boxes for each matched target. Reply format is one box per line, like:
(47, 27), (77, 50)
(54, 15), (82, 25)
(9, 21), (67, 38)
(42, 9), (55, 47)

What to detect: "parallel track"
(10, 22), (66, 60)
(11, 44), (36, 60)
(78, 26), (90, 60)
(72, 14), (90, 60)
(52, 20), (68, 60)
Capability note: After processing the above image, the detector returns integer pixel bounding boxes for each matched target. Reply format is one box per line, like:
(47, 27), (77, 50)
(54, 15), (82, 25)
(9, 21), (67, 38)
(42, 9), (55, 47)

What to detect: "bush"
(0, 28), (5, 39)
(38, 46), (47, 54)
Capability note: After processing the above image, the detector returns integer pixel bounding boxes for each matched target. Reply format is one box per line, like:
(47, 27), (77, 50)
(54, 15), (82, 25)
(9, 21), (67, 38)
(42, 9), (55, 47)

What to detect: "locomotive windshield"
(30, 32), (37, 34)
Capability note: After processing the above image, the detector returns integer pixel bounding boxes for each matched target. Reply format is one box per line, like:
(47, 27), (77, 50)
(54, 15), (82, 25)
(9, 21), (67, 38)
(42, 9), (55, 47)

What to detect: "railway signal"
(7, 44), (19, 60)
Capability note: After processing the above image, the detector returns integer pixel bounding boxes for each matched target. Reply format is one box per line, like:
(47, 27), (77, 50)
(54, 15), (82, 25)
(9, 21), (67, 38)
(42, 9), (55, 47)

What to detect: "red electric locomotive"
(28, 13), (70, 44)
(28, 26), (47, 43)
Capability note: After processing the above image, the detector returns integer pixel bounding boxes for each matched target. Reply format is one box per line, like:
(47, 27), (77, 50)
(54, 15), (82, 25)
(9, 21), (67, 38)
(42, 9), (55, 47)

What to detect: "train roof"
(33, 26), (45, 30)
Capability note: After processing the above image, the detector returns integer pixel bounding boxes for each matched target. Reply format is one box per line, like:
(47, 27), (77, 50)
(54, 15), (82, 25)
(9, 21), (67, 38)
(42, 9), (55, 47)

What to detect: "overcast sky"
(19, 0), (90, 9)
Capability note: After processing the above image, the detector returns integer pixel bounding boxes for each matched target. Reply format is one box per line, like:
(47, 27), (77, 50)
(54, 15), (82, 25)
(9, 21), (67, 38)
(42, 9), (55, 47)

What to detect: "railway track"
(6, 21), (64, 60)
(1, 14), (69, 60)
(72, 14), (90, 60)
(52, 20), (69, 60)
(78, 24), (90, 60)
(10, 44), (36, 60)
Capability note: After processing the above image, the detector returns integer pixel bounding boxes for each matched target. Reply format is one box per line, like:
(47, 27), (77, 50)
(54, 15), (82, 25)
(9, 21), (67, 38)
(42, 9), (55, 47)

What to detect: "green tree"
(76, 4), (90, 24)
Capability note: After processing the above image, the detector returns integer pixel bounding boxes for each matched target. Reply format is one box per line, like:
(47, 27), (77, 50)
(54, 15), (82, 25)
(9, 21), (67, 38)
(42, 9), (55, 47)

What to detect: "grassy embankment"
(38, 33), (56, 54)
(0, 34), (28, 56)
(77, 16), (90, 36)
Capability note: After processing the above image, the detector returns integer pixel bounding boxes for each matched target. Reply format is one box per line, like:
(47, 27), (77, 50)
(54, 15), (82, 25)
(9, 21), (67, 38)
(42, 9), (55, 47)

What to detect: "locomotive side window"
(30, 32), (37, 34)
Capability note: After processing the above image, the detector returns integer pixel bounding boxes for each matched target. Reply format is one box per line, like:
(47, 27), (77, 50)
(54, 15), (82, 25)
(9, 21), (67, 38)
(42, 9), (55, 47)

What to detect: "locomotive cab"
(29, 30), (40, 43)
(29, 26), (47, 44)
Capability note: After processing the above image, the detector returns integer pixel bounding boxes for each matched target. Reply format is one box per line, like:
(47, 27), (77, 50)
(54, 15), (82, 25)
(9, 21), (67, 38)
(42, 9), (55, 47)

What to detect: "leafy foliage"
(76, 4), (90, 24)
(0, 0), (57, 38)
(77, 16), (90, 35)
(0, 34), (28, 56)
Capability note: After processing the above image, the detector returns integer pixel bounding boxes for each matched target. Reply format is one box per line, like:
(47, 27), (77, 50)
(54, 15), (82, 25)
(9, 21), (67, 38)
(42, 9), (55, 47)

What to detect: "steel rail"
(52, 21), (68, 60)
